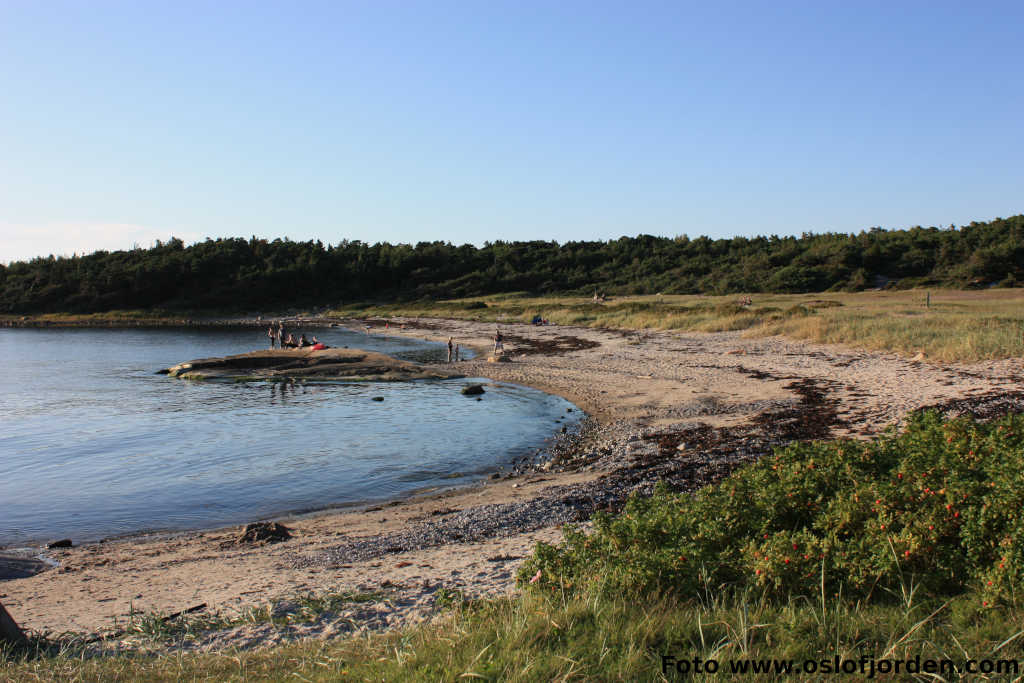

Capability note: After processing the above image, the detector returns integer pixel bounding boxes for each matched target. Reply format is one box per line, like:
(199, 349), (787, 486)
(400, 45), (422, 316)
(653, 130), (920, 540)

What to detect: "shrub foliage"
(520, 411), (1024, 607)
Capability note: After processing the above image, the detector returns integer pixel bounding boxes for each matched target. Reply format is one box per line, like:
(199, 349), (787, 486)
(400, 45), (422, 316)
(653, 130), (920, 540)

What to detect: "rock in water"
(47, 539), (73, 549)
(235, 522), (292, 546)
(461, 384), (486, 396)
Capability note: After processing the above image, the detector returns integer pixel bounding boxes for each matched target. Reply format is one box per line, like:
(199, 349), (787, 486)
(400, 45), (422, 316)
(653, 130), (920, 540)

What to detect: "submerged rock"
(461, 384), (486, 396)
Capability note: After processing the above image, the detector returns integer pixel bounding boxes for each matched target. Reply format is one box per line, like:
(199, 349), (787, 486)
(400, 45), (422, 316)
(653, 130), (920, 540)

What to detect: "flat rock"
(162, 348), (461, 382)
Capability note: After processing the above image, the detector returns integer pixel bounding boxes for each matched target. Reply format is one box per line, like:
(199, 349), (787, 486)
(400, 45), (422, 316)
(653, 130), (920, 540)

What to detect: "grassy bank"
(4, 590), (1023, 681)
(6, 411), (1024, 681)
(331, 288), (1024, 362)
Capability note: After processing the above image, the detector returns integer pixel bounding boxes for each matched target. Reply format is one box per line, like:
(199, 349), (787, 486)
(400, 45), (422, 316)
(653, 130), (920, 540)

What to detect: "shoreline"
(3, 317), (1024, 648)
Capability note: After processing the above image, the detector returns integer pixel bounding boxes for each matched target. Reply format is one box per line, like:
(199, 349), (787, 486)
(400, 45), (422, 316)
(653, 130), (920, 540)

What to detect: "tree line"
(1, 215), (1021, 313)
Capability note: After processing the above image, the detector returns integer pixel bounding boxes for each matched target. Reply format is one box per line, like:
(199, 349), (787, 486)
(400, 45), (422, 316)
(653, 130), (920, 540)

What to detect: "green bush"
(520, 411), (1024, 608)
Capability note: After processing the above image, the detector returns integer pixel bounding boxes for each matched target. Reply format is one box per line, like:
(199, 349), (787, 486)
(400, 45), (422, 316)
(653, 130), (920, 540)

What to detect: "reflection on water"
(0, 327), (576, 545)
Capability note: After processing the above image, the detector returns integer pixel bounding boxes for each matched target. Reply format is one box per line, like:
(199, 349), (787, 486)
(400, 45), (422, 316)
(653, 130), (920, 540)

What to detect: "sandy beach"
(3, 317), (1024, 648)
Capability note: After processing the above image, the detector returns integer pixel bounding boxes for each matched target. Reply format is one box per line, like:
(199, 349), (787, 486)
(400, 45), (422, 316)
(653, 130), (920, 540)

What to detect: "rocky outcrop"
(162, 348), (461, 382)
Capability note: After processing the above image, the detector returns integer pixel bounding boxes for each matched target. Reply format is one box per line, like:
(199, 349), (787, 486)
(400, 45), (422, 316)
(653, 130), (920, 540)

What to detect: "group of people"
(267, 322), (326, 350)
(444, 327), (503, 362)
(265, 321), (503, 361)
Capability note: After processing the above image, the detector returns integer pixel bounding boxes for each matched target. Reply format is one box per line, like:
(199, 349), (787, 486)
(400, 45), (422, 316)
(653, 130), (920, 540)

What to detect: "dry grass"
(332, 288), (1024, 362)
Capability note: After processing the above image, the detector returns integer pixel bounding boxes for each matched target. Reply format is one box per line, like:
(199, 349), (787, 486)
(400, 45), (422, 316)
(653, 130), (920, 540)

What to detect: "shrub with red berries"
(520, 411), (1024, 607)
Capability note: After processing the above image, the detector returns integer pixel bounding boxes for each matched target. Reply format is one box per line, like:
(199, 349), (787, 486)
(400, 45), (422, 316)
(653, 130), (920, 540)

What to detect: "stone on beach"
(232, 522), (292, 546)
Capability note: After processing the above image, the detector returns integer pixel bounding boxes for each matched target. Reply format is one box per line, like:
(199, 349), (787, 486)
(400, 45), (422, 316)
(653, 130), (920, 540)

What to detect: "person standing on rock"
(268, 324), (277, 349)
(279, 321), (287, 346)
(447, 337), (454, 363)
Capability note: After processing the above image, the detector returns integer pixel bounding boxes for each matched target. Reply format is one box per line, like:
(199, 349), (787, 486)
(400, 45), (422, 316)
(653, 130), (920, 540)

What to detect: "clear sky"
(1, 0), (1021, 263)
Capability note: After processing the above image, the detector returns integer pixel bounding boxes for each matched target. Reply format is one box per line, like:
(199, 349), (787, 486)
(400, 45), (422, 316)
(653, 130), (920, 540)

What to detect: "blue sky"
(1, 0), (1021, 263)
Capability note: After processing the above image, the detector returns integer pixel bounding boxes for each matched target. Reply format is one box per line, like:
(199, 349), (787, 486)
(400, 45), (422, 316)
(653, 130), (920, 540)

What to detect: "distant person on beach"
(279, 322), (287, 344)
(493, 328), (504, 355)
(268, 325), (277, 349)
(364, 324), (371, 335)
(299, 333), (309, 347)
(447, 337), (454, 363)
(283, 334), (298, 349)
(455, 344), (460, 361)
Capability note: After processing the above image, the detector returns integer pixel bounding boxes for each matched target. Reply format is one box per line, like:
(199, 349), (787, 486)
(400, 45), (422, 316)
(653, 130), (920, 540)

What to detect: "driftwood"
(164, 603), (207, 621)
(80, 602), (209, 645)
(0, 600), (25, 645)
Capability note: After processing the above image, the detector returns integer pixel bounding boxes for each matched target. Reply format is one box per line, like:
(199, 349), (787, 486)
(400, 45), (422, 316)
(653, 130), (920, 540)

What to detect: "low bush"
(520, 411), (1024, 608)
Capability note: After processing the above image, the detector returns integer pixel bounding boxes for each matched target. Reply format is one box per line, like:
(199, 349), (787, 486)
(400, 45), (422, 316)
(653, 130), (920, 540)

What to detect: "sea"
(0, 325), (579, 546)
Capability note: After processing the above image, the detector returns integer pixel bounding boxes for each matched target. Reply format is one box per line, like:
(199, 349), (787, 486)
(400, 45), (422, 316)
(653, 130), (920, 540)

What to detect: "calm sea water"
(0, 326), (579, 546)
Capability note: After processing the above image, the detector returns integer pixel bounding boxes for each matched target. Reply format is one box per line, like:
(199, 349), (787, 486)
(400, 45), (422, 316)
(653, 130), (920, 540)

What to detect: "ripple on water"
(0, 327), (578, 545)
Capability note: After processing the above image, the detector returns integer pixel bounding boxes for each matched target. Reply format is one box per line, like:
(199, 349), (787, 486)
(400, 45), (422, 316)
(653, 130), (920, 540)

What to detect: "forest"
(1, 215), (1021, 313)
